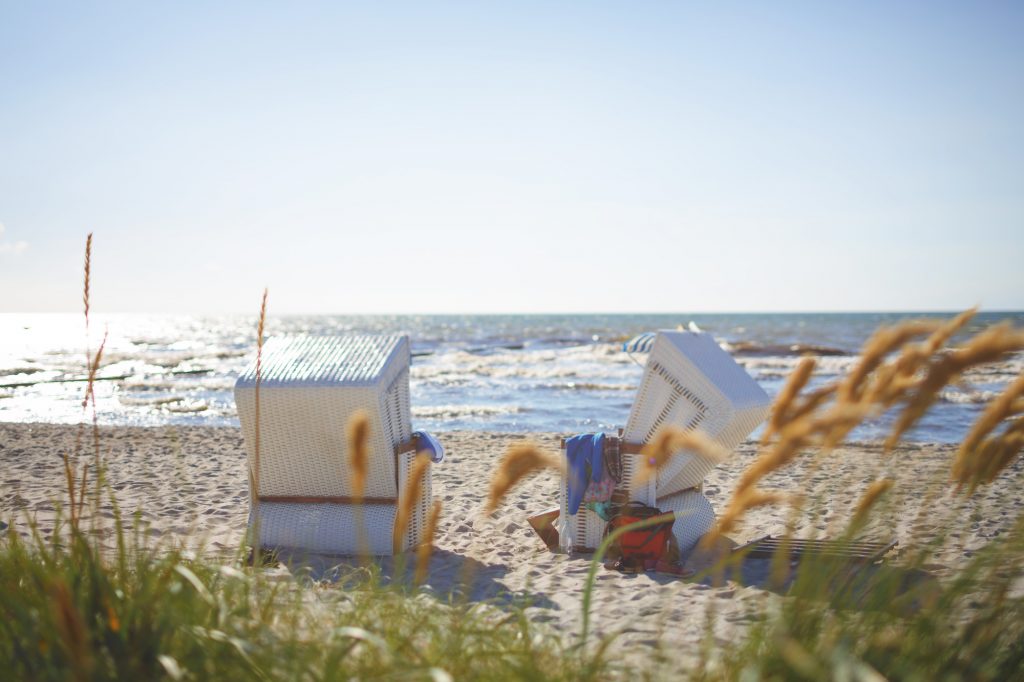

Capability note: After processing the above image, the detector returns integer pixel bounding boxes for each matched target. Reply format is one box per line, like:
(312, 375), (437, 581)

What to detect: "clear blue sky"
(1, 2), (1022, 314)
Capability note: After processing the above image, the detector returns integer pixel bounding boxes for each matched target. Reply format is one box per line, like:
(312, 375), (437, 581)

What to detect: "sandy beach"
(2, 422), (1022, 665)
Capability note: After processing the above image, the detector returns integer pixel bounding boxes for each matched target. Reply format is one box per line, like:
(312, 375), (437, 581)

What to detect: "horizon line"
(3, 308), (1022, 317)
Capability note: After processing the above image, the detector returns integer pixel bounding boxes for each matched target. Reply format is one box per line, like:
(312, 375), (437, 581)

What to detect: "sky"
(1, 2), (1022, 314)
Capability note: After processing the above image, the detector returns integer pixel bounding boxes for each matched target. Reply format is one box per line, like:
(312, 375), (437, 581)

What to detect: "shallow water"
(1, 312), (1021, 442)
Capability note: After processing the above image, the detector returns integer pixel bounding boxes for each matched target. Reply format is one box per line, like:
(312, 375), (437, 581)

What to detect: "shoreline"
(3, 422), (1022, 661)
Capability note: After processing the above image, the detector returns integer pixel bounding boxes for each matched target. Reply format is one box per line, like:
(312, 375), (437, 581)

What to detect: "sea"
(1, 312), (1021, 443)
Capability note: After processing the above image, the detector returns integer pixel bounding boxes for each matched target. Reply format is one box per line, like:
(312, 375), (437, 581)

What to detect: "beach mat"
(735, 535), (897, 564)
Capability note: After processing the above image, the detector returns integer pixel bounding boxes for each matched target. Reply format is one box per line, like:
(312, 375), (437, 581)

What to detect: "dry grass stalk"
(762, 356), (816, 444)
(253, 288), (268, 507)
(885, 323), (1024, 449)
(955, 415), (1024, 491)
(972, 434), (1024, 490)
(851, 478), (894, 526)
(80, 331), (106, 501)
(866, 309), (977, 407)
(719, 311), (1022, 539)
(722, 318), (962, 531)
(709, 489), (790, 542)
(922, 307), (978, 352)
(82, 332), (107, 410)
(393, 453), (431, 554)
(77, 455), (90, 524)
(815, 402), (875, 452)
(250, 288), (267, 561)
(50, 579), (92, 679)
(957, 373), (1024, 465)
(897, 308), (977, 374)
(84, 330), (108, 490)
(346, 410), (371, 503)
(636, 426), (731, 484)
(734, 419), (817, 498)
(780, 383), (838, 430)
(83, 233), (92, 333)
(414, 500), (443, 585)
(485, 443), (562, 514)
(838, 320), (940, 404)
(69, 234), (104, 529)
(62, 453), (79, 529)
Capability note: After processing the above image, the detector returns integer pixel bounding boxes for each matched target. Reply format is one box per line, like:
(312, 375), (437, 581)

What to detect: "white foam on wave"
(412, 344), (637, 385)
(412, 404), (524, 419)
(545, 382), (637, 391)
(165, 399), (209, 413)
(118, 395), (189, 407)
(939, 388), (1002, 405)
(738, 354), (858, 377)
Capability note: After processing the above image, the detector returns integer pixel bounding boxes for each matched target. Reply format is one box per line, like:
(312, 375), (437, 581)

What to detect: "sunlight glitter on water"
(1, 312), (1021, 440)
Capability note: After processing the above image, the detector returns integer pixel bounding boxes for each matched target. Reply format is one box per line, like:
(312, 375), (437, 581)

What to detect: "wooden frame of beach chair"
(625, 331), (771, 496)
(558, 330), (770, 553)
(234, 335), (432, 556)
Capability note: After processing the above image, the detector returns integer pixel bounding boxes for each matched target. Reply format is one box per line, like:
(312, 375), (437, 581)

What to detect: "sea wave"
(939, 389), (1001, 405)
(118, 395), (190, 407)
(412, 404), (525, 419)
(165, 399), (209, 413)
(538, 382), (637, 391)
(723, 341), (850, 357)
(3, 311), (1021, 440)
(0, 366), (46, 376)
(738, 355), (857, 378)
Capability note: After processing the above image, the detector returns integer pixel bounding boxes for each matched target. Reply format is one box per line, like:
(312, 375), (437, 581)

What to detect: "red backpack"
(605, 502), (675, 563)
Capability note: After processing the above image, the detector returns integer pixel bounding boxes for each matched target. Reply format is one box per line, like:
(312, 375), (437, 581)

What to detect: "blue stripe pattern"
(622, 332), (656, 354)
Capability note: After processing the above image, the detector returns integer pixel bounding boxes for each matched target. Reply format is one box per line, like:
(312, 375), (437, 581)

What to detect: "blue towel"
(412, 430), (445, 463)
(565, 432), (605, 515)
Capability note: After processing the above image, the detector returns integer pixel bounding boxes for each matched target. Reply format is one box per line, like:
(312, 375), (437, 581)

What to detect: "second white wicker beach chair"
(559, 330), (770, 552)
(234, 334), (437, 556)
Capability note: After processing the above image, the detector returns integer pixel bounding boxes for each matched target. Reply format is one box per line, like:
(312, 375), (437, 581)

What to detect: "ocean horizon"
(2, 311), (1021, 443)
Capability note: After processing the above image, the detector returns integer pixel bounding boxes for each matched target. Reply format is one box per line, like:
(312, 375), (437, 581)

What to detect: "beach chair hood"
(235, 334), (412, 499)
(624, 330), (770, 497)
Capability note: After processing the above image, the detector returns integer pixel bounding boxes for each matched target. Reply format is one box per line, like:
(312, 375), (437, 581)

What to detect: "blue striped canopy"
(622, 332), (656, 354)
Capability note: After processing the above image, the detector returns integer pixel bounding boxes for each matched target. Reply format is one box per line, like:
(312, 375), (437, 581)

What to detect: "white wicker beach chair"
(234, 335), (433, 556)
(559, 330), (770, 552)
(657, 489), (717, 555)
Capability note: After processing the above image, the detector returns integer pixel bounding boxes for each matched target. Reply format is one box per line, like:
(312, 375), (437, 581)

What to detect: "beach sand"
(2, 423), (1022, 665)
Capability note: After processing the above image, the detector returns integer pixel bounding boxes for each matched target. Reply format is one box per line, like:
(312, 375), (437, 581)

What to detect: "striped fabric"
(622, 332), (656, 354)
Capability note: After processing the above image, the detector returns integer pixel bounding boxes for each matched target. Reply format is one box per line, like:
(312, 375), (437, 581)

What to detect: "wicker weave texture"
(657, 489), (716, 555)
(235, 334), (429, 555)
(252, 502), (397, 555)
(236, 335), (407, 387)
(395, 448), (433, 553)
(235, 335), (411, 498)
(625, 331), (770, 497)
(249, 458), (432, 556)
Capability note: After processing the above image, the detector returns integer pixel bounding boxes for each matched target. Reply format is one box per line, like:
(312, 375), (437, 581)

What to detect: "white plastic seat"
(559, 330), (770, 552)
(234, 335), (432, 556)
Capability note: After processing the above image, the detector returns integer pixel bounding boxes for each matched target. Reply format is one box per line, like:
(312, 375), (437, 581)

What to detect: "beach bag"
(581, 476), (615, 503)
(605, 502), (674, 562)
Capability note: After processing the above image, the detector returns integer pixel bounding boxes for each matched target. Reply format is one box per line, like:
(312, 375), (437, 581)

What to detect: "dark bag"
(605, 502), (675, 562)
